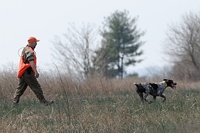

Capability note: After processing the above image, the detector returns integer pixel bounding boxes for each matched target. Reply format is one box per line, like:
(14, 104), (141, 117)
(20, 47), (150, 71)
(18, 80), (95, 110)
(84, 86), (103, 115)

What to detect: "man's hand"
(35, 71), (39, 78)
(29, 60), (39, 78)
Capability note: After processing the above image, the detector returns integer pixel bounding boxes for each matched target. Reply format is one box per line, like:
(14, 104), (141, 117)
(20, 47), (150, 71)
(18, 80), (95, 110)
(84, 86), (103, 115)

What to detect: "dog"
(134, 79), (177, 103)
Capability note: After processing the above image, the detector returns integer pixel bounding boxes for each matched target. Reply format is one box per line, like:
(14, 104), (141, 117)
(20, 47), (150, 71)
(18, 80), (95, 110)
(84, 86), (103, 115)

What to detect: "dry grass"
(0, 71), (200, 133)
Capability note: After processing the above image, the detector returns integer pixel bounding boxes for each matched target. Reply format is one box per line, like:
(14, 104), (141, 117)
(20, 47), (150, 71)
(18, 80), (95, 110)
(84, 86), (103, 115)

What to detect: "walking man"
(13, 36), (53, 106)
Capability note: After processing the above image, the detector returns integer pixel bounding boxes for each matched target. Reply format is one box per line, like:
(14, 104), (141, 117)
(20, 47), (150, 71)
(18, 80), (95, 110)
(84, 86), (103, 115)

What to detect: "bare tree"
(52, 23), (99, 79)
(165, 12), (200, 80)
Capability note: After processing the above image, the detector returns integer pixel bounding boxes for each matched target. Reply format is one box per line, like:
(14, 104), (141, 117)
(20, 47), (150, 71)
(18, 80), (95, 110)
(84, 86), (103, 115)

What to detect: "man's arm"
(29, 60), (39, 78)
(25, 50), (39, 78)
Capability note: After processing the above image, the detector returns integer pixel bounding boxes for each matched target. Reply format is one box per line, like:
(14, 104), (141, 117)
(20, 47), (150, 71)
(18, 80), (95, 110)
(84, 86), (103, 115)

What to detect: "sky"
(0, 0), (200, 76)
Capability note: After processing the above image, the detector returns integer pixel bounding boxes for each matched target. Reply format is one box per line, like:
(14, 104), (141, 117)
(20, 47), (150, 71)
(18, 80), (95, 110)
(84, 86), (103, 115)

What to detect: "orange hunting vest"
(17, 46), (37, 78)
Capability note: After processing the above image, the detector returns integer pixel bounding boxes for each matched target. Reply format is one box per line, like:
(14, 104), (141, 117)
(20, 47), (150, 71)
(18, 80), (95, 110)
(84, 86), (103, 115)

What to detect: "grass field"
(0, 75), (200, 133)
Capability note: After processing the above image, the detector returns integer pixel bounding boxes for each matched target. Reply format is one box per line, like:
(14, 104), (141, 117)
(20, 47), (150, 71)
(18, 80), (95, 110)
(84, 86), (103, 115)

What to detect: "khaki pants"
(13, 69), (46, 103)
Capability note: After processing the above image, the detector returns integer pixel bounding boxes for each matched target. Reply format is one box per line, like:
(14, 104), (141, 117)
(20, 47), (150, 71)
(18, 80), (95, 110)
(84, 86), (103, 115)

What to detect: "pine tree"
(93, 10), (145, 78)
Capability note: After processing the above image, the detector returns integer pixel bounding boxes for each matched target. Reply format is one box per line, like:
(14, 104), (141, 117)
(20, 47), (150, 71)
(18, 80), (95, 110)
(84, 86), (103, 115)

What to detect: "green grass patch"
(1, 89), (200, 132)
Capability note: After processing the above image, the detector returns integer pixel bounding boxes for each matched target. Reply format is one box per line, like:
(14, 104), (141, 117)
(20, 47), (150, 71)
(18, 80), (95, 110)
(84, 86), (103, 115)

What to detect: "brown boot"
(40, 98), (54, 106)
(12, 96), (20, 107)
(42, 100), (54, 106)
(12, 102), (18, 107)
(46, 100), (54, 106)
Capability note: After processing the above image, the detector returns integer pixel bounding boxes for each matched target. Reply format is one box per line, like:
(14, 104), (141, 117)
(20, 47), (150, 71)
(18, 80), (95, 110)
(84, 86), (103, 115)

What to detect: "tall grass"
(0, 70), (200, 133)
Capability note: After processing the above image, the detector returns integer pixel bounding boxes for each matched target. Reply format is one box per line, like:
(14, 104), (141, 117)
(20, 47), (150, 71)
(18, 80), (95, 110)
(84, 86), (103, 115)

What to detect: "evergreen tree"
(93, 10), (145, 78)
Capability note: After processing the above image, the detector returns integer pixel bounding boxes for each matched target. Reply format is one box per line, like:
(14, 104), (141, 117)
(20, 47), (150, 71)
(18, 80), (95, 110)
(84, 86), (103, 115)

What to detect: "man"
(13, 36), (53, 106)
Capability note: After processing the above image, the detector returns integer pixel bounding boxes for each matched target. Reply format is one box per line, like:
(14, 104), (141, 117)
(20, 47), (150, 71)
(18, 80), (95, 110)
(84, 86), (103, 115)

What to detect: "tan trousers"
(13, 68), (46, 103)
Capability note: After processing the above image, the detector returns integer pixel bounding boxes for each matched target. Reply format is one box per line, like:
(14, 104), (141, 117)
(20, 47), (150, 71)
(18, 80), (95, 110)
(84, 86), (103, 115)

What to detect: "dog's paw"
(162, 100), (166, 102)
(148, 101), (153, 104)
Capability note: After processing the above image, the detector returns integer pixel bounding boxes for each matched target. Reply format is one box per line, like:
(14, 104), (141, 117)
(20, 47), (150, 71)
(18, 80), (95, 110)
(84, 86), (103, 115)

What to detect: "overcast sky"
(0, 0), (200, 76)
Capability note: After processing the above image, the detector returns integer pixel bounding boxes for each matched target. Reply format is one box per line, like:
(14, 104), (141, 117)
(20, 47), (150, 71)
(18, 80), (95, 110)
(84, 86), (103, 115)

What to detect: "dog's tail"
(134, 83), (141, 92)
(134, 83), (139, 87)
(134, 83), (140, 89)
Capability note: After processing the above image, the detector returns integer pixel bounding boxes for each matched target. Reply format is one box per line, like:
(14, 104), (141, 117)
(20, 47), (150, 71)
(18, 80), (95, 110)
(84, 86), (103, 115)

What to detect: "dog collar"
(163, 81), (167, 87)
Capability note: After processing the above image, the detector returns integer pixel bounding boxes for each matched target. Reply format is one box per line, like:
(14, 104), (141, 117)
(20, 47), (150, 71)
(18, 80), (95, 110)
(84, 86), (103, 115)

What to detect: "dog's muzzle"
(171, 83), (177, 89)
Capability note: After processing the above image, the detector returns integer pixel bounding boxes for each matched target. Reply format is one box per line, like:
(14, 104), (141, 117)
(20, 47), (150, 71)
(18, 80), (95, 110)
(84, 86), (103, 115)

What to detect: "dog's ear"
(163, 79), (168, 81)
(168, 79), (174, 83)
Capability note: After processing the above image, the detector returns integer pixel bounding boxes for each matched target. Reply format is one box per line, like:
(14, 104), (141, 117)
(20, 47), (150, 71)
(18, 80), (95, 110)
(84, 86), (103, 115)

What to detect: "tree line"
(53, 10), (200, 81)
(53, 10), (144, 79)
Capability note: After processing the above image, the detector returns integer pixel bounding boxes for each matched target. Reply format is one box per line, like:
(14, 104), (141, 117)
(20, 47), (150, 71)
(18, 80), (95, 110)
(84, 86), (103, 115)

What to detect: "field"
(0, 73), (200, 133)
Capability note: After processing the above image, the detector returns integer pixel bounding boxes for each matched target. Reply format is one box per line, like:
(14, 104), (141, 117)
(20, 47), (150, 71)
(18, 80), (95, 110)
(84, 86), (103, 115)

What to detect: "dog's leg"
(137, 92), (144, 102)
(144, 93), (148, 102)
(144, 93), (152, 104)
(143, 87), (154, 104)
(153, 96), (156, 101)
(160, 94), (166, 102)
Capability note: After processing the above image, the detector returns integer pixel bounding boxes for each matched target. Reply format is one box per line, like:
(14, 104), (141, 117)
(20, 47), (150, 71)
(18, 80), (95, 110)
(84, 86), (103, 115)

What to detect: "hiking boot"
(13, 96), (20, 105)
(12, 102), (18, 107)
(42, 100), (54, 106)
(39, 97), (54, 106)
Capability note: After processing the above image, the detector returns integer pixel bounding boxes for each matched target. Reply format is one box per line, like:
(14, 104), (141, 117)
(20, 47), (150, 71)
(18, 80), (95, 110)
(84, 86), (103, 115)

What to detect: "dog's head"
(163, 79), (177, 89)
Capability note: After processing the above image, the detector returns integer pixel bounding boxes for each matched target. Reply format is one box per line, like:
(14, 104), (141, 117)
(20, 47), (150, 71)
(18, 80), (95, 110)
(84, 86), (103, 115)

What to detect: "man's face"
(30, 42), (37, 49)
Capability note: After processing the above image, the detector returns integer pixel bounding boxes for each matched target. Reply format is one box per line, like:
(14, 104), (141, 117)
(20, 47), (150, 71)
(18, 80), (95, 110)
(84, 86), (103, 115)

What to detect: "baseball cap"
(28, 36), (40, 43)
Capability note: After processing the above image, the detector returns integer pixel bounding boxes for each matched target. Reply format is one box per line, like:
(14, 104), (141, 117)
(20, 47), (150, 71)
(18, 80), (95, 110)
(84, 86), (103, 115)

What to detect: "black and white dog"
(134, 79), (177, 103)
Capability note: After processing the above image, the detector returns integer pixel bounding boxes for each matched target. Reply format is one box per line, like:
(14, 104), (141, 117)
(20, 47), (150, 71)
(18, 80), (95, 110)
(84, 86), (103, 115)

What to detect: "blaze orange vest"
(17, 46), (37, 78)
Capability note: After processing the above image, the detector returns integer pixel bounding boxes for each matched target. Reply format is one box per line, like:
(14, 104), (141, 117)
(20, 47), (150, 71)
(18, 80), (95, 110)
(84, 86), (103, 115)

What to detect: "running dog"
(134, 79), (177, 103)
